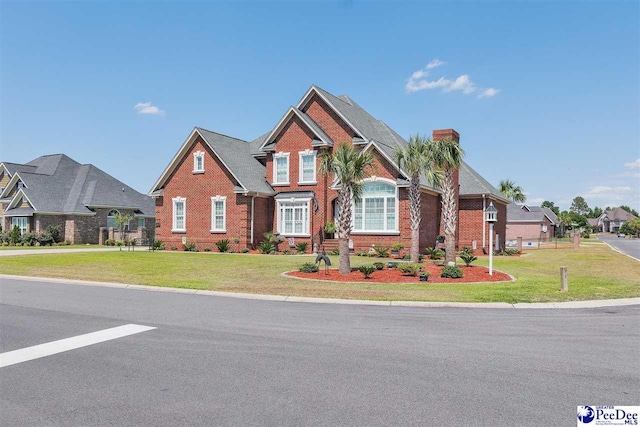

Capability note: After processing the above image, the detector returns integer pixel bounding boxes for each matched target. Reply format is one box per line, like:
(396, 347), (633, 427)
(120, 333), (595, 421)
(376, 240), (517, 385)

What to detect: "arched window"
(353, 181), (398, 232)
(107, 210), (119, 229)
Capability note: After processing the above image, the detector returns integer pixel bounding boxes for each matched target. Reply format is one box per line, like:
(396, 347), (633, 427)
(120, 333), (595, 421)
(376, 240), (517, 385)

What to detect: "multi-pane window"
(211, 196), (226, 232)
(11, 217), (28, 234)
(107, 210), (119, 229)
(138, 218), (145, 228)
(353, 182), (397, 232)
(278, 201), (309, 235)
(298, 150), (317, 184)
(193, 151), (204, 173)
(172, 197), (186, 231)
(273, 153), (290, 184)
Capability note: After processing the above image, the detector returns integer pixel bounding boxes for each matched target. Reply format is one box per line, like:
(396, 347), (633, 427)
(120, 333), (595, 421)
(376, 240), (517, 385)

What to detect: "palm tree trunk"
(409, 173), (421, 263)
(337, 187), (353, 274)
(441, 170), (457, 263)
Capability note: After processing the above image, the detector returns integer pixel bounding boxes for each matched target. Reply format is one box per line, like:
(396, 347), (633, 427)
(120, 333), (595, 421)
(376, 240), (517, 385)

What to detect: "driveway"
(1, 277), (638, 426)
(597, 234), (640, 260)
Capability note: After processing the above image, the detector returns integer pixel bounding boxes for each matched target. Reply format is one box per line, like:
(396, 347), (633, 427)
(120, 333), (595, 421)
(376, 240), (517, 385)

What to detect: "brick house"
(150, 85), (508, 254)
(597, 207), (637, 233)
(0, 154), (155, 244)
(506, 203), (559, 245)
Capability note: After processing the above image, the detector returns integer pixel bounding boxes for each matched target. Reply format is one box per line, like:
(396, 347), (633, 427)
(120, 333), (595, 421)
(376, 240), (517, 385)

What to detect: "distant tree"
(619, 218), (640, 237)
(587, 206), (603, 219)
(541, 200), (560, 216)
(570, 196), (590, 216)
(558, 211), (589, 234)
(619, 205), (639, 217)
(498, 179), (526, 203)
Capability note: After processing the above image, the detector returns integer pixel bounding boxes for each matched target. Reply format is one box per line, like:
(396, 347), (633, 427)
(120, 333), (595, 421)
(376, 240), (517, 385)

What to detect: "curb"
(1, 274), (639, 309)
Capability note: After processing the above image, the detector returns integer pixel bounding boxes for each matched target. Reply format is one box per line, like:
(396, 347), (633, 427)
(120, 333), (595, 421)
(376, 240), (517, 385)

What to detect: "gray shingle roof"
(2, 154), (154, 216)
(196, 127), (274, 195)
(604, 207), (637, 221)
(507, 203), (557, 224)
(459, 162), (510, 203)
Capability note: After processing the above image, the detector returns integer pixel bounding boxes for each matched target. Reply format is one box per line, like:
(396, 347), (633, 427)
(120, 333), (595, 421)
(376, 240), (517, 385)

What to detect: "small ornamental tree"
(113, 212), (133, 249)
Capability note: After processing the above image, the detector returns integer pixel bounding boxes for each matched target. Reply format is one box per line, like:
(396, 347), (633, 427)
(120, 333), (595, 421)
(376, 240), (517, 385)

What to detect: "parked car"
(617, 233), (626, 238)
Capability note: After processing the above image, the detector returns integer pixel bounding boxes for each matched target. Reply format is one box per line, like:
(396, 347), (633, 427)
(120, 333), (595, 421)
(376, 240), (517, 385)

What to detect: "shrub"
(9, 225), (21, 245)
(426, 247), (444, 260)
(153, 240), (165, 250)
(398, 263), (421, 276)
(373, 262), (384, 270)
(171, 246), (178, 251)
(45, 225), (62, 243)
(281, 249), (293, 255)
(355, 251), (369, 257)
(129, 239), (137, 246)
(295, 242), (308, 254)
(387, 262), (399, 269)
(232, 237), (240, 244)
(358, 265), (376, 279)
(216, 239), (230, 253)
(391, 242), (404, 252)
(21, 232), (39, 246)
(497, 248), (521, 256)
(204, 247), (211, 252)
(459, 252), (478, 267)
(441, 265), (463, 278)
(299, 262), (319, 273)
(257, 241), (273, 254)
(263, 232), (284, 252)
(460, 247), (474, 255)
(329, 248), (340, 256)
(115, 240), (125, 247)
(39, 233), (55, 246)
(324, 221), (337, 234)
(64, 240), (71, 246)
(241, 247), (250, 253)
(373, 246), (390, 258)
(105, 238), (116, 246)
(183, 242), (198, 252)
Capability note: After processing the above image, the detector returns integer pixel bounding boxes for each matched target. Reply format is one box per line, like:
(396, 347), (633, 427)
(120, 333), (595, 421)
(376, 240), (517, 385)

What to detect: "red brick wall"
(303, 94), (355, 144)
(458, 198), (508, 253)
(155, 136), (254, 250)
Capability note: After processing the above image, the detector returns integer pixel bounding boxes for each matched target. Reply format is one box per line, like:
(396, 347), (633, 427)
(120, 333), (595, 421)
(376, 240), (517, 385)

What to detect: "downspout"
(250, 196), (255, 248)
(482, 194), (486, 250)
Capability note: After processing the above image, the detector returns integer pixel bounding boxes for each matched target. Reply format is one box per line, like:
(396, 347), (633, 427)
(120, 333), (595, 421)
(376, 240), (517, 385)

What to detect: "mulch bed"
(287, 263), (512, 284)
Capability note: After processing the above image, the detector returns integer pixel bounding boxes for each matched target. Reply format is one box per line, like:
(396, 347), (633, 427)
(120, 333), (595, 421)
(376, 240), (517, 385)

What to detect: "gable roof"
(259, 106), (334, 152)
(150, 127), (274, 196)
(459, 162), (510, 203)
(602, 207), (637, 222)
(0, 154), (154, 216)
(507, 203), (557, 224)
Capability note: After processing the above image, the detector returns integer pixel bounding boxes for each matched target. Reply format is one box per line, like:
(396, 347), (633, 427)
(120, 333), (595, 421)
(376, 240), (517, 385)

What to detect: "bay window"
(277, 200), (310, 236)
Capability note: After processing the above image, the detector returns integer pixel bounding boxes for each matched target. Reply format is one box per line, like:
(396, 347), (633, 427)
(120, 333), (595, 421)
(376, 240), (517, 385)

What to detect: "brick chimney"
(433, 129), (460, 242)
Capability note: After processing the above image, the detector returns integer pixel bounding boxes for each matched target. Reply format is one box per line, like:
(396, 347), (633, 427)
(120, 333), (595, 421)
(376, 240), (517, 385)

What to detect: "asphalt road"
(597, 234), (640, 260)
(1, 278), (638, 426)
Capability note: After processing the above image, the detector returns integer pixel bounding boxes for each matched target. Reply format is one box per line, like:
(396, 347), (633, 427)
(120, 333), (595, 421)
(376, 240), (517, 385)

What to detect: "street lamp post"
(484, 202), (498, 276)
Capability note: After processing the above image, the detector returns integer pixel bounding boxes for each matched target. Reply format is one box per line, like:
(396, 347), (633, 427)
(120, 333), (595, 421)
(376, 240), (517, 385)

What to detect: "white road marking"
(0, 324), (156, 368)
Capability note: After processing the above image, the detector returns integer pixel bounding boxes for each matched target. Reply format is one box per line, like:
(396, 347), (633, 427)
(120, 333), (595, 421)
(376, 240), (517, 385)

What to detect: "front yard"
(0, 241), (638, 303)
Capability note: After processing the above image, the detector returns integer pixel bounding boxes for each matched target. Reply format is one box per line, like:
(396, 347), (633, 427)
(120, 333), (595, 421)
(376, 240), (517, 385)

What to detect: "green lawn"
(0, 242), (638, 303)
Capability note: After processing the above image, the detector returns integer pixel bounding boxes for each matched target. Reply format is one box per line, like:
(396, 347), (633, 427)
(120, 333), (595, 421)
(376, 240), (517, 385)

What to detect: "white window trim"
(352, 177), (399, 234)
(210, 195), (227, 233)
(298, 149), (317, 185)
(276, 198), (311, 237)
(11, 217), (28, 235)
(193, 151), (205, 174)
(172, 197), (186, 233)
(272, 152), (290, 186)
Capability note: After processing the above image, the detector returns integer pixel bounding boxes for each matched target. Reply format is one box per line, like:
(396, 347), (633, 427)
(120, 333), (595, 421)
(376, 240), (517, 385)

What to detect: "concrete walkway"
(2, 274), (638, 309)
(0, 247), (123, 257)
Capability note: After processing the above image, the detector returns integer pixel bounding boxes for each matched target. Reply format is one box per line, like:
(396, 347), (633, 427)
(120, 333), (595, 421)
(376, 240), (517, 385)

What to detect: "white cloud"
(405, 60), (498, 99)
(624, 158), (640, 169)
(134, 102), (165, 116)
(478, 88), (500, 99)
(584, 186), (633, 200)
(444, 74), (476, 94)
(426, 59), (445, 70)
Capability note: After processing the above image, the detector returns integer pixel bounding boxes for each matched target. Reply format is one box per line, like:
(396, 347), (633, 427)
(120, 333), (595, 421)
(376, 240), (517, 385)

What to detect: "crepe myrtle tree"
(428, 137), (465, 264)
(395, 135), (443, 263)
(319, 143), (376, 274)
(113, 212), (133, 249)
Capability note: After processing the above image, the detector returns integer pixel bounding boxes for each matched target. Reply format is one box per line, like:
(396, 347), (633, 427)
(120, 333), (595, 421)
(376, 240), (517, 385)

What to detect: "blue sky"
(1, 1), (638, 213)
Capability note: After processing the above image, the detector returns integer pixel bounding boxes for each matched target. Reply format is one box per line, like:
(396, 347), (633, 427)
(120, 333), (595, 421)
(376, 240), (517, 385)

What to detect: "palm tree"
(395, 135), (443, 263)
(319, 143), (375, 274)
(498, 179), (526, 203)
(428, 138), (465, 264)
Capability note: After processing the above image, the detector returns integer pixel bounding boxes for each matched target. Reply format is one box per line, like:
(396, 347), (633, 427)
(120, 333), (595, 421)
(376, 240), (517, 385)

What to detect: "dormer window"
(193, 151), (205, 173)
(273, 152), (290, 185)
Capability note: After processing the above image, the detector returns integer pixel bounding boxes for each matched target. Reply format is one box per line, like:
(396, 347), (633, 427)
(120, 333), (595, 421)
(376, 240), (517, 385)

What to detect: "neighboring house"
(597, 207), (638, 233)
(0, 154), (155, 244)
(506, 203), (559, 243)
(150, 85), (509, 254)
(587, 218), (600, 232)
